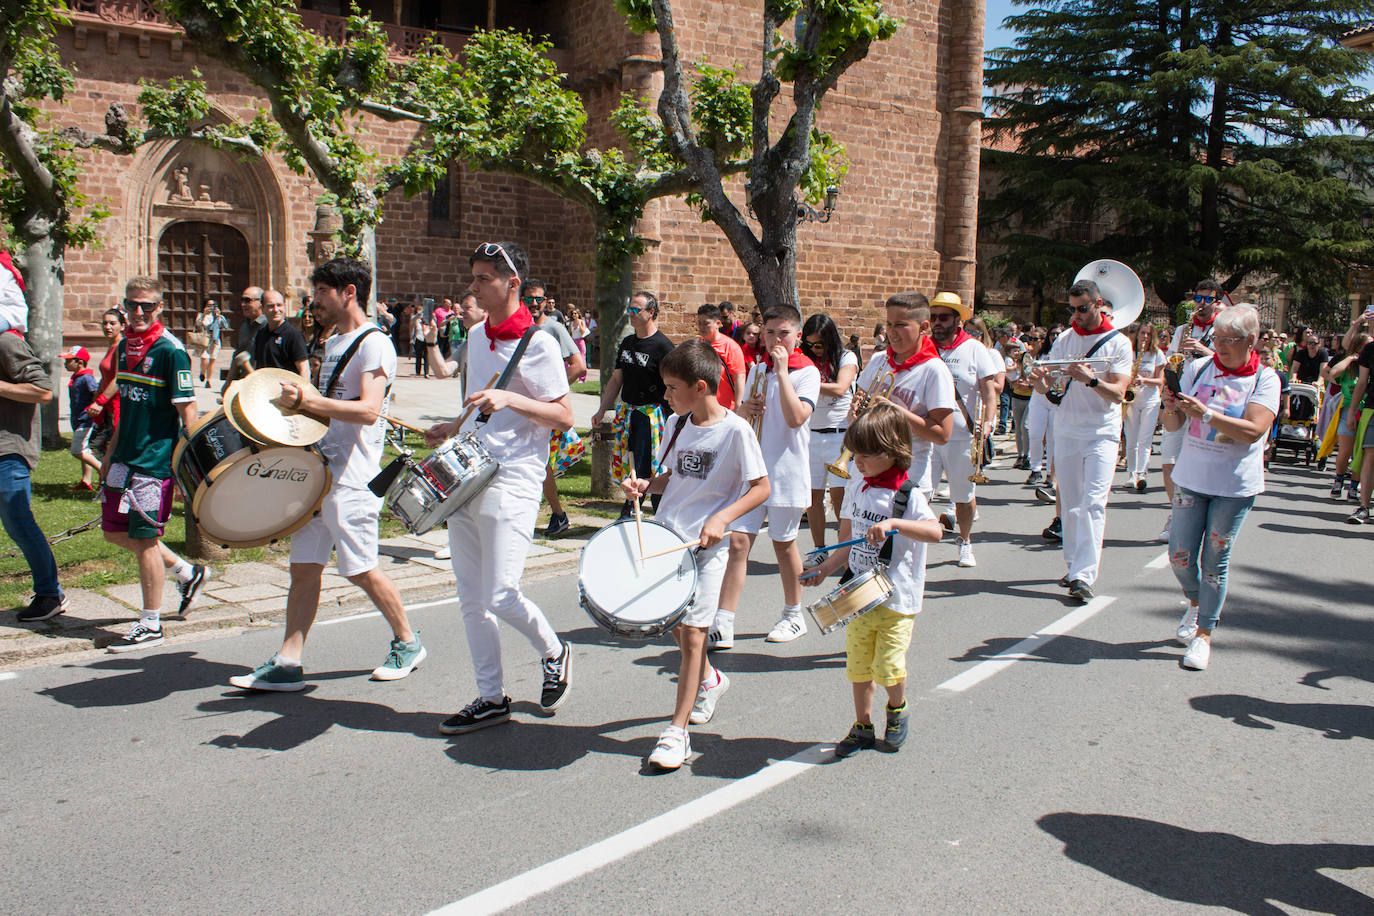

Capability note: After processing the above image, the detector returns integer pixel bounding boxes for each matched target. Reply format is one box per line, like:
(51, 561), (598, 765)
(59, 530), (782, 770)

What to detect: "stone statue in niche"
(197, 184), (213, 202)
(171, 165), (192, 201)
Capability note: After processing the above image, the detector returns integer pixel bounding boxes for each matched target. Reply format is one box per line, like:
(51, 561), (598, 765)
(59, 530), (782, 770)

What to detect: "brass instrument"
(1166, 352), (1188, 372)
(1028, 357), (1115, 382)
(825, 369), (896, 480)
(968, 395), (989, 484)
(1123, 351), (1143, 403)
(746, 363), (767, 440)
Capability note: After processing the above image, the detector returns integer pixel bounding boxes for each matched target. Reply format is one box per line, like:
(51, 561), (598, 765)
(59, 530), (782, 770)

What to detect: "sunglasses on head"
(1193, 294), (1219, 304)
(475, 242), (520, 277)
(123, 298), (160, 313)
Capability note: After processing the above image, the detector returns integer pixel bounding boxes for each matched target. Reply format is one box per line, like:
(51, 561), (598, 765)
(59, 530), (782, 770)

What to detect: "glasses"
(123, 298), (160, 313)
(475, 242), (520, 277)
(802, 338), (822, 348)
(522, 295), (547, 306)
(240, 295), (261, 303)
(929, 313), (958, 322)
(1192, 294), (1219, 304)
(1069, 303), (1094, 314)
(627, 306), (644, 315)
(1214, 334), (1247, 344)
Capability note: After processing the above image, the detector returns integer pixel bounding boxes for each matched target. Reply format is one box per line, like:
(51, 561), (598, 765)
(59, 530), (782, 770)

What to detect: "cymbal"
(233, 368), (330, 447)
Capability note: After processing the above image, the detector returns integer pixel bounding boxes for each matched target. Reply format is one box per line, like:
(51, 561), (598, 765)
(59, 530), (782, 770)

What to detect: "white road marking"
(317, 596), (455, 627)
(1145, 551), (1170, 569)
(935, 596), (1118, 693)
(0, 672), (16, 682)
(430, 743), (832, 916)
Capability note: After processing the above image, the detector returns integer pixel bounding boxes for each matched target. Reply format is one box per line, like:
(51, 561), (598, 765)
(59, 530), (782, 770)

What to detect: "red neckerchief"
(886, 336), (941, 371)
(862, 466), (909, 492)
(763, 348), (815, 373)
(484, 305), (533, 350)
(936, 329), (973, 352)
(70, 368), (94, 381)
(2, 329), (22, 339)
(0, 251), (24, 291)
(1192, 311), (1217, 328)
(123, 322), (164, 368)
(1212, 351), (1259, 377)
(1072, 316), (1115, 337)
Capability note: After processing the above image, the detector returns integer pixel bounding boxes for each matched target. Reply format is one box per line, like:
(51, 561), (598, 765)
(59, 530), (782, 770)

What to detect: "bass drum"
(173, 409), (332, 548)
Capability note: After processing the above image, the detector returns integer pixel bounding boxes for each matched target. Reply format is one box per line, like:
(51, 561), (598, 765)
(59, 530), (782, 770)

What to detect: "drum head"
(193, 446), (331, 547)
(580, 519), (696, 631)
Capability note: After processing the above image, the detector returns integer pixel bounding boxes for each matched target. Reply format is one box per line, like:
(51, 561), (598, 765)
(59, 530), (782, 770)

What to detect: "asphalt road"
(2, 453), (1371, 915)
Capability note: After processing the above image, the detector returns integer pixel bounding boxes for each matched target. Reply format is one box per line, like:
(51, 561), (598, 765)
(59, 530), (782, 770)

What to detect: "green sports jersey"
(112, 331), (195, 478)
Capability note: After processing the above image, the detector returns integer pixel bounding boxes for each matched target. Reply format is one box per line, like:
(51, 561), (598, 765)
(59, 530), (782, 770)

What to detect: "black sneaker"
(1330, 475), (1346, 498)
(1056, 576), (1071, 588)
(1347, 506), (1370, 525)
(17, 593), (68, 623)
(884, 703), (910, 750)
(107, 621), (165, 653)
(835, 722), (876, 758)
(1349, 480), (1361, 502)
(1042, 517), (1062, 541)
(544, 513), (571, 536)
(176, 564), (210, 617)
(440, 696), (512, 734)
(1068, 579), (1094, 603)
(618, 501), (635, 520)
(1034, 486), (1056, 504)
(540, 640), (572, 711)
(1026, 470), (1045, 486)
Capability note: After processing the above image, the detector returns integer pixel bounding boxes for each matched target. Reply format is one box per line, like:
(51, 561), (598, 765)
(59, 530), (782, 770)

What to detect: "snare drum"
(807, 565), (895, 634)
(383, 433), (498, 534)
(579, 520), (697, 639)
(173, 409), (332, 548)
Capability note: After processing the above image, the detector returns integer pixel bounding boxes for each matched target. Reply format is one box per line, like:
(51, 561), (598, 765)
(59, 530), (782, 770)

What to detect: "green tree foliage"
(984, 0), (1374, 304)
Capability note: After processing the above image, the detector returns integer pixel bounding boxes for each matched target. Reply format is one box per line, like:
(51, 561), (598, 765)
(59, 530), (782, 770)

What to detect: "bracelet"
(1200, 407), (1214, 424)
(94, 393), (109, 407)
(292, 389), (304, 410)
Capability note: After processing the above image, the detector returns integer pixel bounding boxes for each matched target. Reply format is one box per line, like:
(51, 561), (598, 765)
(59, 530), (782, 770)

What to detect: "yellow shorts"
(844, 605), (914, 686)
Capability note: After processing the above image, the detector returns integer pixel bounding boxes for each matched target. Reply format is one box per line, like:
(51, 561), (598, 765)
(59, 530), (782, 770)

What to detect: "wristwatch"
(1200, 407), (1215, 424)
(1086, 377), (1100, 388)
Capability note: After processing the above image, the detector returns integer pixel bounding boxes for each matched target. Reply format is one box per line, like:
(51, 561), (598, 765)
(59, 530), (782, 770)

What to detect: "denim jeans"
(0, 454), (62, 597)
(1168, 486), (1255, 630)
(998, 391), (1012, 431)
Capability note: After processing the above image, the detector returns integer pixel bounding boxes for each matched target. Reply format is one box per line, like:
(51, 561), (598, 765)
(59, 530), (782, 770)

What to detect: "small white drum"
(807, 565), (895, 634)
(384, 433), (498, 534)
(579, 519), (697, 639)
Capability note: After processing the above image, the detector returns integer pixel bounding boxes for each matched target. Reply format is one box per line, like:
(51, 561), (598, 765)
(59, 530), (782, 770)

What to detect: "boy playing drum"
(623, 341), (769, 771)
(802, 401), (942, 756)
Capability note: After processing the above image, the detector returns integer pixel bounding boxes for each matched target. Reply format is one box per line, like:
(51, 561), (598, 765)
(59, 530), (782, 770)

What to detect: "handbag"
(187, 328), (209, 349)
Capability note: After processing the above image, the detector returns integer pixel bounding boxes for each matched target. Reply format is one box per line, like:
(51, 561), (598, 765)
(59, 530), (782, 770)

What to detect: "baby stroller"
(1273, 383), (1319, 465)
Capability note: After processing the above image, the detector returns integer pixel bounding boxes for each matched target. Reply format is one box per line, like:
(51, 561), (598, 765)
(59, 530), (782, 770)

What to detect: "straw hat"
(930, 291), (972, 322)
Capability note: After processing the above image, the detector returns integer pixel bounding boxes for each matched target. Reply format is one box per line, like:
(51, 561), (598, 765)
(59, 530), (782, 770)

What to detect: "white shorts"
(1161, 425), (1186, 464)
(807, 429), (848, 490)
(70, 425), (94, 458)
(933, 439), (977, 504)
(682, 540), (728, 628)
(288, 486), (382, 577)
(730, 503), (804, 541)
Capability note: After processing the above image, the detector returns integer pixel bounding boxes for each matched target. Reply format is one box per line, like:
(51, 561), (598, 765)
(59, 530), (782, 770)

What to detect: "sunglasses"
(475, 242), (520, 277)
(1068, 303), (1094, 314)
(240, 295), (261, 303)
(522, 295), (547, 306)
(627, 306), (644, 315)
(929, 313), (959, 322)
(1192, 294), (1219, 304)
(123, 298), (160, 313)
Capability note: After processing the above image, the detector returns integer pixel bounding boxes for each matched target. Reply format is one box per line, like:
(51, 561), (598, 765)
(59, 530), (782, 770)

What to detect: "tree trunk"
(589, 232), (634, 498)
(749, 189), (799, 307)
(182, 510), (230, 561)
(17, 228), (64, 450)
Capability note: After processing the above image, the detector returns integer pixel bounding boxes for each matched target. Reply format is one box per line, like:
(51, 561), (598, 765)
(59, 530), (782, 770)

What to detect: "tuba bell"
(1074, 259), (1144, 329)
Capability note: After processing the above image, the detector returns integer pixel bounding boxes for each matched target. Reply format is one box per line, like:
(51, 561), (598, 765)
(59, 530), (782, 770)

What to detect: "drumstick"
(806, 532), (891, 556)
(640, 540), (697, 561)
(457, 373), (501, 429)
(629, 472), (645, 567)
(381, 415), (430, 436)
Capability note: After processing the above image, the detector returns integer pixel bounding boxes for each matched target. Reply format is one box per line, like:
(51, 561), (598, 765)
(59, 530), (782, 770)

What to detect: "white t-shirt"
(317, 326), (398, 491)
(460, 323), (571, 494)
(852, 352), (957, 474)
(539, 319), (577, 360)
(1168, 321), (1216, 357)
(1133, 348), (1166, 405)
(750, 362), (821, 507)
(1046, 327), (1134, 439)
(1170, 361), (1281, 498)
(938, 337), (1004, 441)
(846, 480), (935, 616)
(810, 349), (859, 430)
(656, 411), (767, 540)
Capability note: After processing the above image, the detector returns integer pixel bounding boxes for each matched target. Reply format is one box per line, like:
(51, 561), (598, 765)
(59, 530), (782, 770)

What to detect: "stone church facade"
(49, 0), (983, 347)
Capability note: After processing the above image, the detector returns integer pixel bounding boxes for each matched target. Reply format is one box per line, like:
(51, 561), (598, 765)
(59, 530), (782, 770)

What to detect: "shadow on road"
(199, 691), (446, 750)
(1189, 693), (1374, 741)
(1038, 812), (1374, 913)
(630, 647), (844, 677)
(38, 652), (299, 707)
(950, 635), (1177, 667)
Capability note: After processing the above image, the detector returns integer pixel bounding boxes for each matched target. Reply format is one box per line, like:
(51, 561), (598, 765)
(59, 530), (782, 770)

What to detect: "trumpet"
(825, 369), (896, 479)
(1027, 357), (1114, 383)
(746, 364), (767, 440)
(968, 395), (988, 484)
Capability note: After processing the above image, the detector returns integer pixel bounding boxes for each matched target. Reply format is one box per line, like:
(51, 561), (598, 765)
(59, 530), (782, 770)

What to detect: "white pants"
(1123, 397), (1161, 478)
(447, 479), (561, 701)
(931, 439), (976, 504)
(1054, 432), (1117, 586)
(1027, 396), (1054, 472)
(1161, 425), (1186, 465)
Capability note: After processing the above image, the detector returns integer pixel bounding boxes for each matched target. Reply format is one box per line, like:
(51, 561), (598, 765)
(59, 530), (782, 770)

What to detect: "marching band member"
(713, 304), (821, 646)
(802, 401), (942, 757)
(425, 242), (574, 734)
(229, 258), (422, 688)
(1160, 279), (1225, 539)
(1122, 323), (1166, 491)
(1028, 280), (1133, 603)
(801, 313), (859, 558)
(928, 292), (1003, 568)
(622, 341), (769, 771)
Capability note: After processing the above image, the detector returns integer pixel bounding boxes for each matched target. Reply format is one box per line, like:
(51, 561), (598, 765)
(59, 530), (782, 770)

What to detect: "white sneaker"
(433, 544), (451, 561)
(934, 484), (949, 499)
(648, 726), (691, 770)
(956, 537), (976, 568)
(689, 671), (730, 725)
(765, 613), (807, 643)
(1158, 518), (1171, 543)
(1182, 636), (1211, 670)
(706, 613), (734, 650)
(802, 553), (824, 571)
(1176, 604), (1199, 646)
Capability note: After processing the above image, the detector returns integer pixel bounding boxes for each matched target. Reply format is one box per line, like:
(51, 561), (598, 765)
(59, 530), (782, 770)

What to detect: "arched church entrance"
(157, 221), (251, 334)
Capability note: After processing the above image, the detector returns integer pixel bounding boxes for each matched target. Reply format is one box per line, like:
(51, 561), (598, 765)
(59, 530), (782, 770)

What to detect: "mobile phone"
(1363, 307), (1374, 321)
(422, 297), (436, 324)
(1164, 367), (1182, 396)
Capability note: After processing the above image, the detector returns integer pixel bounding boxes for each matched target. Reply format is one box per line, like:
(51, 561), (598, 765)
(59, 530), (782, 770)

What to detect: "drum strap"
(324, 326), (384, 401)
(653, 413), (691, 475)
(478, 326), (540, 424)
(877, 479), (915, 564)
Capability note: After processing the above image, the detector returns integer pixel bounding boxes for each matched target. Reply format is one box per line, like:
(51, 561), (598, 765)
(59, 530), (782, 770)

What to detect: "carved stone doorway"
(157, 221), (251, 336)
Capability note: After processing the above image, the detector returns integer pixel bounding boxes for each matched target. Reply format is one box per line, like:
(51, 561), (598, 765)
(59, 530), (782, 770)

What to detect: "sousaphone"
(1073, 259), (1145, 329)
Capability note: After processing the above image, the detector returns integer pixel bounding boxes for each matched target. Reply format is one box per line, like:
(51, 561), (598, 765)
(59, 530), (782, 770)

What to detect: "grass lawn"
(571, 379), (601, 397)
(2, 429), (615, 608)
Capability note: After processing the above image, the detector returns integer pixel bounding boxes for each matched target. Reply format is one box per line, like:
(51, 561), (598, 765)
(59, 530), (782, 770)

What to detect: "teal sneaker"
(834, 721), (876, 758)
(229, 656), (306, 692)
(372, 635), (427, 681)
